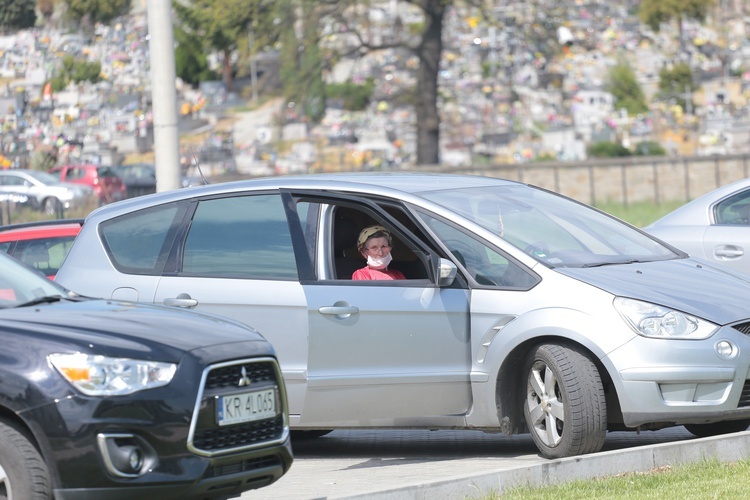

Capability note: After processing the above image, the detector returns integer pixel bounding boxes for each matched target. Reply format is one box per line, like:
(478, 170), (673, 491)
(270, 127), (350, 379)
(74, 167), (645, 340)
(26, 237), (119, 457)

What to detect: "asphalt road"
(241, 426), (719, 499)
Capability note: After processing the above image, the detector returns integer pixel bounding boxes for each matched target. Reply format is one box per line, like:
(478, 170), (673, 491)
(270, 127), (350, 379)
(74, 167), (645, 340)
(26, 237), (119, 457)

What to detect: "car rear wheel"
(523, 343), (607, 458)
(684, 419), (750, 438)
(0, 421), (52, 499)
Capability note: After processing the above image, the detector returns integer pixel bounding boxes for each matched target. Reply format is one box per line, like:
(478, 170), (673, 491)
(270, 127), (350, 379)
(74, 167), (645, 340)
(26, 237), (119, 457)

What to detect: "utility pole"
(147, 0), (181, 192)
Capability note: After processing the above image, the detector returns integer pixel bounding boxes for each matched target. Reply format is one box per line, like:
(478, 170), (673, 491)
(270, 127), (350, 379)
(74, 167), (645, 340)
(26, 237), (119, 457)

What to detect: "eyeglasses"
(364, 244), (392, 253)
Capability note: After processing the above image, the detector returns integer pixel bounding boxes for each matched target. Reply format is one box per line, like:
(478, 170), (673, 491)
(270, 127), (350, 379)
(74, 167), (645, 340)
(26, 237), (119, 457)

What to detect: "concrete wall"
(406, 154), (750, 206)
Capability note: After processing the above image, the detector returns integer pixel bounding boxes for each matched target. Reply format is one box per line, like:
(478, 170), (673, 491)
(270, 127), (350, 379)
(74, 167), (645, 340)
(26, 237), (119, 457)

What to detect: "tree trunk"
(414, 1), (446, 165)
(222, 49), (234, 92)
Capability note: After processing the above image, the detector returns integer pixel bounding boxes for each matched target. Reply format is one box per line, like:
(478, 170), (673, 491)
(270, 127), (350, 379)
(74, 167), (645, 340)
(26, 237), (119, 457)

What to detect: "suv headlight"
(614, 297), (718, 340)
(49, 353), (177, 396)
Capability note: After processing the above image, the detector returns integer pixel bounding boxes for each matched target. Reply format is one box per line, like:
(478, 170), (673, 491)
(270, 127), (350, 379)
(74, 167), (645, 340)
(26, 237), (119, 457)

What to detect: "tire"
(290, 430), (333, 440)
(684, 419), (750, 438)
(0, 421), (52, 499)
(522, 343), (607, 458)
(41, 198), (59, 217)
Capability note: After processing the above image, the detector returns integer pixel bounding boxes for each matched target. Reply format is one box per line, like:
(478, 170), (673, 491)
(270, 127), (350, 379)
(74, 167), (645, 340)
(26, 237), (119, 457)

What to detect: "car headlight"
(613, 297), (718, 340)
(49, 353), (177, 396)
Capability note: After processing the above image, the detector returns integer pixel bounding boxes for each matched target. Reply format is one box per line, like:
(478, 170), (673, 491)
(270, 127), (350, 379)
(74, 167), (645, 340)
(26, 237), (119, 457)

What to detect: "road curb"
(338, 431), (750, 499)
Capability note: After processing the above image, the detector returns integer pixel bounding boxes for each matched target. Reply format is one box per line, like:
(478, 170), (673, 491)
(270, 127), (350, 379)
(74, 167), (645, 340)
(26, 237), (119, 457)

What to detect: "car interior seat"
(333, 213), (364, 279)
(21, 242), (51, 275)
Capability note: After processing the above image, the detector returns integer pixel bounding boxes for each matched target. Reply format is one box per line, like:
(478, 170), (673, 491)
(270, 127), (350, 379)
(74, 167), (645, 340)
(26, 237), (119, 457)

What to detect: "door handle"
(163, 293), (198, 308)
(715, 246), (744, 259)
(318, 305), (359, 319)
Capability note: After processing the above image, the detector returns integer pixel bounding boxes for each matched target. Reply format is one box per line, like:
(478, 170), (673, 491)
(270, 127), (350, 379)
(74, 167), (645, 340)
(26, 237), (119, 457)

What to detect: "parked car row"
(0, 164), (205, 220)
(6, 171), (750, 497)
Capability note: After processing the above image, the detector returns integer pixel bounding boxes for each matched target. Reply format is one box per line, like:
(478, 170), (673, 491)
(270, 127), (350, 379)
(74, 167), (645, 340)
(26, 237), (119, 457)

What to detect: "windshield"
(421, 184), (680, 268)
(0, 253), (70, 307)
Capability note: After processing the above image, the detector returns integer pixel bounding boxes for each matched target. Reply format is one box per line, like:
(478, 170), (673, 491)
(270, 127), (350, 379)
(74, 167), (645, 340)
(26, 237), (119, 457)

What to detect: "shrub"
(326, 79), (375, 111)
(587, 141), (632, 158)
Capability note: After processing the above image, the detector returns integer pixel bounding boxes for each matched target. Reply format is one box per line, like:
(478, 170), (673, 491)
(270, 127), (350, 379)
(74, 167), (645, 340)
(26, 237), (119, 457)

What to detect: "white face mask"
(367, 252), (392, 270)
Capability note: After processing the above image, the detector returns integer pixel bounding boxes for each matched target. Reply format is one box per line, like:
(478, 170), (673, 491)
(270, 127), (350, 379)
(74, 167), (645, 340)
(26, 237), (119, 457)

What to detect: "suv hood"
(557, 258), (750, 325)
(0, 299), (270, 362)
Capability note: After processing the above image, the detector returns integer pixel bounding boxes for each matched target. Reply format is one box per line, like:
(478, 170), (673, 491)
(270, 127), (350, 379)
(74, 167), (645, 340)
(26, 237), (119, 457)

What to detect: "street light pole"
(147, 0), (181, 192)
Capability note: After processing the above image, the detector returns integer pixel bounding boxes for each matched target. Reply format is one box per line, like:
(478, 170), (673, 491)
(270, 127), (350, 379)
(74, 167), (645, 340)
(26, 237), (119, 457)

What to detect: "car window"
(714, 190), (750, 225)
(327, 203), (430, 281)
(100, 204), (181, 274)
(67, 168), (84, 180)
(420, 213), (538, 289)
(97, 167), (119, 178)
(182, 195), (298, 279)
(422, 185), (676, 267)
(14, 237), (77, 276)
(0, 175), (24, 186)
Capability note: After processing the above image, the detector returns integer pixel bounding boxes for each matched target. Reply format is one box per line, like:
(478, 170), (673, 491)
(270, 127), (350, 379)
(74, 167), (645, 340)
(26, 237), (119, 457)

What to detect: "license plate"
(217, 388), (277, 426)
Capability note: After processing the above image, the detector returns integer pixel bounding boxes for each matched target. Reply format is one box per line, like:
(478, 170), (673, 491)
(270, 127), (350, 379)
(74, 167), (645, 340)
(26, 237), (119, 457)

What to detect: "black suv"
(0, 253), (292, 499)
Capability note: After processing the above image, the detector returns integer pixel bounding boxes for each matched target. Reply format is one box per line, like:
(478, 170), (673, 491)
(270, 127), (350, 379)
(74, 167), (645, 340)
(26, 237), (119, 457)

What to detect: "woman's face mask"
(366, 252), (392, 269)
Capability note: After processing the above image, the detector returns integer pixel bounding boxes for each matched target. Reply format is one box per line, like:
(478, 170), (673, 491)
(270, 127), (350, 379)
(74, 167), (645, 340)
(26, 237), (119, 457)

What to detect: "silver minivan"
(56, 173), (750, 458)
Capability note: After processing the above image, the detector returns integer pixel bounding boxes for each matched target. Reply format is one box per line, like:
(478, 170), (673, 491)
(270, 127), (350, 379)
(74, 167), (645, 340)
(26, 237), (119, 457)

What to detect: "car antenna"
(189, 146), (210, 185)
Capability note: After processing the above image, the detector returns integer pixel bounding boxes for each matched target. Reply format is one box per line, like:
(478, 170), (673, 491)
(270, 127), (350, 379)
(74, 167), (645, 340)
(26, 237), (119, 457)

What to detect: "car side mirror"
(436, 257), (457, 287)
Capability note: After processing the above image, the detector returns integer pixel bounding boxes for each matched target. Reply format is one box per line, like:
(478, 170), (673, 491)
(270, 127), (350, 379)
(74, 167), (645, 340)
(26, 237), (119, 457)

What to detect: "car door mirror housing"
(436, 258), (457, 287)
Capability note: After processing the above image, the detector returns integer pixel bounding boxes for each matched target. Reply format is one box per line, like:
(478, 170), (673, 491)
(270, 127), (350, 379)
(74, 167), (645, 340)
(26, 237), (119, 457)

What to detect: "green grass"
(478, 458), (750, 499)
(594, 200), (686, 228)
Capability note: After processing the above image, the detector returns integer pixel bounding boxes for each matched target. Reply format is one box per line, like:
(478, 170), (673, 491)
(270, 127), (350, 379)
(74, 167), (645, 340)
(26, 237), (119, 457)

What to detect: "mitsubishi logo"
(238, 366), (252, 387)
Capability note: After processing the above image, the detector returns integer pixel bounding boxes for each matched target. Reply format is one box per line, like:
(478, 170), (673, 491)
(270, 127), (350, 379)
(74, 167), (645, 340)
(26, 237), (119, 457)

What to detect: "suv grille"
(193, 415), (285, 450)
(189, 358), (286, 456)
(205, 362), (276, 389)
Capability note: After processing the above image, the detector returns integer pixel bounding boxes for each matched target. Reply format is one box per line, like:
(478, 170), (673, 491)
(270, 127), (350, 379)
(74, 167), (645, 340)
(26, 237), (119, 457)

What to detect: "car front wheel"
(523, 343), (607, 458)
(0, 421), (52, 499)
(41, 198), (59, 216)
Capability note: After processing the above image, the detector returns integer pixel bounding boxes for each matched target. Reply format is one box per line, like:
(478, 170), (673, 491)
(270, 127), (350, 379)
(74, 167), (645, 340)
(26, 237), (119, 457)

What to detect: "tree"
(0, 0), (36, 32)
(174, 0), (272, 93)
(656, 62), (695, 113)
(62, 0), (132, 26)
(638, 0), (716, 31)
(276, 0), (326, 123)
(48, 54), (102, 91)
(174, 26), (215, 86)
(606, 57), (648, 116)
(282, 0), (473, 165)
(638, 0), (716, 54)
(37, 0), (55, 25)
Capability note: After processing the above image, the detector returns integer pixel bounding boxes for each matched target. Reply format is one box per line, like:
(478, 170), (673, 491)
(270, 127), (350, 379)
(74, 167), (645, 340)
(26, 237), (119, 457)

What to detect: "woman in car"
(352, 225), (406, 280)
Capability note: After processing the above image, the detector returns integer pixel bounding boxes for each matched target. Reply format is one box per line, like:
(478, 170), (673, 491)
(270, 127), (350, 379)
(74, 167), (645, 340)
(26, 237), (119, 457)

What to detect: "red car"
(49, 164), (127, 205)
(0, 219), (83, 278)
